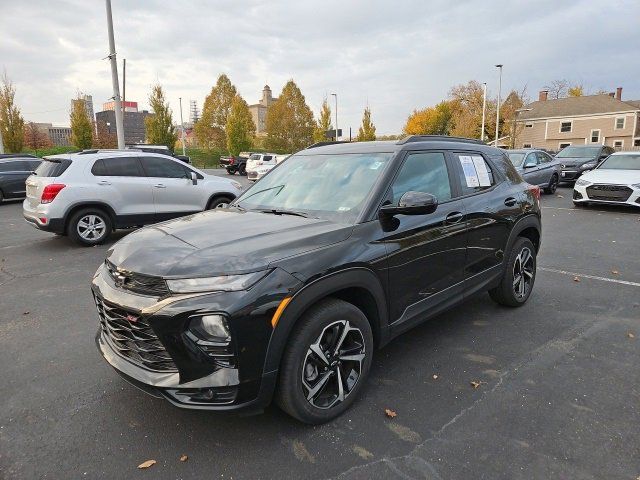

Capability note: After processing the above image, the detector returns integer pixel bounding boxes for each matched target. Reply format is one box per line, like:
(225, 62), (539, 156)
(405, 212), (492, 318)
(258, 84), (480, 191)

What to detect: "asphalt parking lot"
(1, 178), (640, 480)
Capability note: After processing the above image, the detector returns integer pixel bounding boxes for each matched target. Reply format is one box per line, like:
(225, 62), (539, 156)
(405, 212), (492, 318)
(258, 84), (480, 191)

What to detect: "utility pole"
(0, 127), (4, 154)
(179, 97), (186, 156)
(481, 82), (487, 142)
(494, 64), (503, 147)
(122, 58), (126, 111)
(105, 0), (125, 149)
(331, 93), (338, 141)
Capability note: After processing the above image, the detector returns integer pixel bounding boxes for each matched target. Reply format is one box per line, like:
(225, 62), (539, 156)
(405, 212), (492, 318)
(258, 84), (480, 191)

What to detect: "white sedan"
(573, 151), (640, 207)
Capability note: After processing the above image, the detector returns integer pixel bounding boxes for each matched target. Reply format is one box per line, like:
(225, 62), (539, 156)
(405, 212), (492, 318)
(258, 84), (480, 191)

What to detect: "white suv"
(23, 150), (243, 246)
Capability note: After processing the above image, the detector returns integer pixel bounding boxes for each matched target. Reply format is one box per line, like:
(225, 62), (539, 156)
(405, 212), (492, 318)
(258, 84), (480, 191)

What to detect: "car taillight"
(528, 185), (541, 200)
(229, 157), (235, 165)
(41, 184), (66, 204)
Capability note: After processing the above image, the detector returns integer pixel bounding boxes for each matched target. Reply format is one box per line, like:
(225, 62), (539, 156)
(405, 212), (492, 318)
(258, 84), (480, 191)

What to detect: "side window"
(92, 157), (142, 176)
(454, 152), (496, 195)
(0, 160), (26, 172)
(141, 156), (189, 179)
(536, 152), (551, 163)
(263, 155), (273, 162)
(29, 160), (41, 170)
(390, 152), (451, 204)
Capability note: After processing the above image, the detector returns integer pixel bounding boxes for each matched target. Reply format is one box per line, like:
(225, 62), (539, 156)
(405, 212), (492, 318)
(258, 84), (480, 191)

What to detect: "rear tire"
(489, 237), (536, 307)
(67, 208), (112, 246)
(275, 298), (374, 424)
(238, 164), (247, 176)
(544, 174), (558, 194)
(226, 167), (235, 175)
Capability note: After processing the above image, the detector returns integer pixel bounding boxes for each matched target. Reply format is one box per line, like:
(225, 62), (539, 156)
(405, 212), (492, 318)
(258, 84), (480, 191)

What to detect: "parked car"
(220, 154), (249, 175)
(572, 151), (640, 208)
(0, 155), (41, 203)
(125, 144), (191, 164)
(507, 149), (561, 194)
(93, 135), (541, 423)
(23, 150), (242, 246)
(247, 154), (290, 181)
(245, 153), (277, 177)
(555, 145), (615, 183)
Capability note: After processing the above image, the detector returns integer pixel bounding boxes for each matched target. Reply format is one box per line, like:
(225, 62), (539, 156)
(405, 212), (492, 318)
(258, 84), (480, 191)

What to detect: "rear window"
(34, 158), (72, 177)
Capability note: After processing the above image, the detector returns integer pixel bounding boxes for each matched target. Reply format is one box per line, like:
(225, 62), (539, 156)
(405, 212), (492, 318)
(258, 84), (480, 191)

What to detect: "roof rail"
(78, 149), (125, 155)
(0, 153), (38, 159)
(305, 141), (352, 149)
(396, 135), (485, 145)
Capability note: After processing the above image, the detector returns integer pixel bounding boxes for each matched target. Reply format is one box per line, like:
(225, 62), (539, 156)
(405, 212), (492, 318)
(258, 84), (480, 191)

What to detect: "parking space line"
(542, 206), (640, 215)
(539, 267), (640, 287)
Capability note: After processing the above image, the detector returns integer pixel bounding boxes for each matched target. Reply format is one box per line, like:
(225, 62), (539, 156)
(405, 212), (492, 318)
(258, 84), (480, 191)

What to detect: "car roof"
(610, 150), (640, 156)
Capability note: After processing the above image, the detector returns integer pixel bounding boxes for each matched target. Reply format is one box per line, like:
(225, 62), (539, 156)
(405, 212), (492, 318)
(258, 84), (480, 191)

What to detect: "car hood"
(106, 209), (353, 277)
(580, 169), (640, 185)
(557, 157), (595, 166)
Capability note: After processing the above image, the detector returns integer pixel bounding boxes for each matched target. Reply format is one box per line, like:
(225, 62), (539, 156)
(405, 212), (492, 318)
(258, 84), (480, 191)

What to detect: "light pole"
(0, 126), (4, 154)
(105, 0), (125, 149)
(331, 93), (338, 141)
(494, 64), (503, 147)
(179, 97), (186, 156)
(481, 82), (487, 142)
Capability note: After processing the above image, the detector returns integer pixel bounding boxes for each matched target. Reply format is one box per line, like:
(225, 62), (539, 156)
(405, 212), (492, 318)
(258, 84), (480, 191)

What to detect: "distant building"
(95, 108), (151, 144)
(102, 100), (139, 113)
(33, 122), (71, 146)
(517, 88), (640, 151)
(71, 94), (95, 123)
(249, 85), (278, 136)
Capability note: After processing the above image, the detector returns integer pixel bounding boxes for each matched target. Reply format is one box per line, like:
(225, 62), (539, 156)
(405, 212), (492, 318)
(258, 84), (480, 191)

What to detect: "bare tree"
(543, 79), (569, 99)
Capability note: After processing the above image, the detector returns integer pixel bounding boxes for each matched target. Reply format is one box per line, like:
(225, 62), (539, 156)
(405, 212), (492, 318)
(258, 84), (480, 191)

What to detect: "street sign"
(325, 129), (343, 139)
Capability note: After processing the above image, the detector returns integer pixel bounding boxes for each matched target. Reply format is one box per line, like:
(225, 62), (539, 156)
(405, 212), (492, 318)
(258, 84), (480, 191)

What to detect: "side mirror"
(190, 171), (198, 185)
(523, 160), (536, 168)
(380, 191), (438, 217)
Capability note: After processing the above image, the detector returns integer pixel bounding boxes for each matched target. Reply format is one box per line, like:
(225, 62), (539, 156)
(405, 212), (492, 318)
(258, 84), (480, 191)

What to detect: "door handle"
(154, 184), (166, 188)
(97, 180), (111, 186)
(504, 197), (517, 207)
(445, 211), (463, 224)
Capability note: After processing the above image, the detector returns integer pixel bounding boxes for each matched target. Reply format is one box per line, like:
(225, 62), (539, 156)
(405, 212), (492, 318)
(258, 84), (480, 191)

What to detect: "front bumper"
(92, 263), (301, 411)
(573, 183), (640, 207)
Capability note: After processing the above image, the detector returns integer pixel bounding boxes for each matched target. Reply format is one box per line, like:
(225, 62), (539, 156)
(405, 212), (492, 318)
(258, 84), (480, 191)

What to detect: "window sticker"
(471, 156), (491, 187)
(458, 156), (480, 187)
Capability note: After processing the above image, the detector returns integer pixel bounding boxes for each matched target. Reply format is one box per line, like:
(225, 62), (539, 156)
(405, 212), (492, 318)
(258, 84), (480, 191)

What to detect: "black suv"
(0, 154), (41, 203)
(93, 136), (541, 423)
(556, 144), (615, 182)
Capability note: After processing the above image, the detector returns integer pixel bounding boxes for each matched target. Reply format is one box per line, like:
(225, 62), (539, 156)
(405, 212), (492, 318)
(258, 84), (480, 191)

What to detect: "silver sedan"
(508, 149), (562, 194)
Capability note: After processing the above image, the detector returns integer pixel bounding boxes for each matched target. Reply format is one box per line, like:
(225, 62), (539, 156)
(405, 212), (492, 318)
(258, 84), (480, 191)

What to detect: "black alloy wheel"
(489, 237), (536, 307)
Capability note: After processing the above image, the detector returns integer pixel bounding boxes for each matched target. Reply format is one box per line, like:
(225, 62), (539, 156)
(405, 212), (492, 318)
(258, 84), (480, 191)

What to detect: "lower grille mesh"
(586, 184), (632, 202)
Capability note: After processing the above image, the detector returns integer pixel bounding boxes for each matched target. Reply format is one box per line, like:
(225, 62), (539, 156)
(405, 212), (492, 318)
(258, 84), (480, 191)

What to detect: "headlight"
(580, 163), (597, 170)
(230, 180), (242, 189)
(575, 179), (591, 186)
(166, 271), (267, 293)
(190, 314), (230, 342)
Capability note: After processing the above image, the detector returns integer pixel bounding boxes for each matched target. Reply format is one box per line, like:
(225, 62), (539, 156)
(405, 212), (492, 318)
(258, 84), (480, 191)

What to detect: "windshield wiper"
(259, 208), (314, 218)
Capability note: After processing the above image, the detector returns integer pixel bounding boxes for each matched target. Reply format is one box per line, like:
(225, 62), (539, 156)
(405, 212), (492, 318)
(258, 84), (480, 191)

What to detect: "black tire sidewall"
(207, 197), (232, 209)
(238, 164), (247, 176)
(276, 299), (374, 424)
(67, 208), (112, 246)
(504, 237), (536, 305)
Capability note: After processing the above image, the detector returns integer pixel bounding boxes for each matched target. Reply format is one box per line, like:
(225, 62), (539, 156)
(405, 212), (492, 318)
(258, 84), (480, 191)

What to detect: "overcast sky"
(1, 0), (639, 135)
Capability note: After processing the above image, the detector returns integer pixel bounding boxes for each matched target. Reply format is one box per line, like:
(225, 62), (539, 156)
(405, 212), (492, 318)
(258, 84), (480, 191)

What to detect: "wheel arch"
(207, 192), (237, 209)
(263, 267), (389, 374)
(63, 202), (117, 232)
(506, 214), (541, 254)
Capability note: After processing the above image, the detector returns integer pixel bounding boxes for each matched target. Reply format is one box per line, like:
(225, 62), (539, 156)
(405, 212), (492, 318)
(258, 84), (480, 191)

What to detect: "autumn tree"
(448, 80), (496, 139)
(93, 120), (117, 148)
(543, 79), (569, 99)
(265, 80), (315, 153)
(403, 101), (453, 136)
(145, 83), (177, 151)
(499, 88), (528, 148)
(313, 99), (332, 142)
(356, 107), (376, 141)
(70, 95), (93, 149)
(23, 122), (52, 152)
(225, 95), (255, 156)
(0, 74), (25, 153)
(195, 74), (237, 150)
(568, 85), (584, 97)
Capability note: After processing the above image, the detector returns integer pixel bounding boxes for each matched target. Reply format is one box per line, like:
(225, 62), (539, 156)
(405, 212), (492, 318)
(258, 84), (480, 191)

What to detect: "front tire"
(238, 164), (247, 176)
(544, 174), (558, 194)
(489, 237), (536, 307)
(207, 196), (233, 209)
(67, 208), (112, 246)
(276, 298), (374, 424)
(226, 167), (236, 175)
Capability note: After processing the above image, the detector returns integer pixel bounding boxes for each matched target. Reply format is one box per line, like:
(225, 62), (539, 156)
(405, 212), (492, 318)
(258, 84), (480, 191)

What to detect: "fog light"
(190, 314), (230, 342)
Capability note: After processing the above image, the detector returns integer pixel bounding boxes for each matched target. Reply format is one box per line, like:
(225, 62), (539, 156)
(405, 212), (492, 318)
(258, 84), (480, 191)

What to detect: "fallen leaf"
(556, 194), (564, 198)
(384, 408), (397, 418)
(628, 332), (635, 339)
(137, 460), (156, 469)
(470, 380), (485, 389)
(179, 454), (188, 462)
(611, 270), (619, 275)
(432, 374), (438, 380)
(23, 311), (30, 315)
(573, 276), (581, 282)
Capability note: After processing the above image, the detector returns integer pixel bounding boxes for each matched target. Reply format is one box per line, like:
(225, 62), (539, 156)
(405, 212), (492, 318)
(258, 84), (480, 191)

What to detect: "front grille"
(95, 295), (177, 372)
(105, 260), (169, 296)
(585, 184), (632, 202)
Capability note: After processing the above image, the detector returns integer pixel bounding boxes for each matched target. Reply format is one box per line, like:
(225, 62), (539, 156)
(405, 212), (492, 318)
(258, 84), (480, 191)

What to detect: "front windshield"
(556, 146), (600, 158)
(235, 153), (392, 223)
(598, 154), (640, 170)
(508, 152), (526, 167)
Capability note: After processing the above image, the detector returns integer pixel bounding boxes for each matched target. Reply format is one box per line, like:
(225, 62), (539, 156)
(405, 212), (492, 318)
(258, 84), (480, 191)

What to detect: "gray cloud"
(1, 0), (639, 134)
